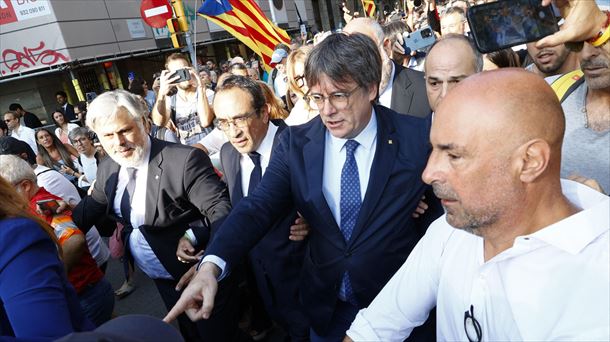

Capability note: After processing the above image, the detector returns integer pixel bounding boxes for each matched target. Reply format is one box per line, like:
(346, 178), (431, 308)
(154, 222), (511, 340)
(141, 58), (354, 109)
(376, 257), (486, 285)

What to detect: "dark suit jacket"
(207, 105), (442, 333)
(73, 138), (231, 280)
(390, 62), (431, 118)
(219, 120), (306, 313)
(61, 103), (77, 122)
(23, 111), (42, 129)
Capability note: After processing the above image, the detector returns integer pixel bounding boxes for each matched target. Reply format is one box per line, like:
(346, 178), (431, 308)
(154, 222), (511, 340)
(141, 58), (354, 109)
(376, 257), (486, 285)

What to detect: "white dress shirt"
(201, 122), (279, 274)
(322, 110), (377, 224)
(10, 125), (38, 155)
(347, 179), (610, 341)
(378, 62), (395, 109)
(113, 139), (173, 280)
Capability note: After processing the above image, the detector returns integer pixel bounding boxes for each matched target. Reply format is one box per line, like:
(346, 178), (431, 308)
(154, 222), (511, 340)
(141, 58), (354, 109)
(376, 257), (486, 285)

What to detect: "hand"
(537, 0), (608, 48)
(163, 262), (220, 322)
(176, 265), (197, 291)
(289, 213), (310, 241)
(568, 174), (606, 194)
(406, 0), (415, 12)
(158, 70), (180, 97)
(60, 165), (74, 176)
(393, 33), (407, 56)
(187, 67), (203, 88)
(412, 196), (428, 218)
(177, 237), (204, 263)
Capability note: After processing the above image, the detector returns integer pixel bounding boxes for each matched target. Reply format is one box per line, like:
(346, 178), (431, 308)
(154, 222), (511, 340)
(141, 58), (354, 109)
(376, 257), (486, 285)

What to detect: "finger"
(536, 29), (573, 49)
(290, 228), (309, 236)
(194, 250), (205, 258)
(412, 213), (421, 218)
(419, 202), (429, 210)
(163, 294), (190, 323)
(200, 282), (217, 319)
(176, 269), (194, 291)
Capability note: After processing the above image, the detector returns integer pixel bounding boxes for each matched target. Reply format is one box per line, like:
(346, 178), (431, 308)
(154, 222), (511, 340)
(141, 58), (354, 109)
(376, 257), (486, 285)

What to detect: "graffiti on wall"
(1, 41), (69, 75)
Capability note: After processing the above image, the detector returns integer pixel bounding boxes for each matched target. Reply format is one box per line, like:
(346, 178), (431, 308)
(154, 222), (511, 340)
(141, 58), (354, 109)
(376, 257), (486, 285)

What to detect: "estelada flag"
(197, 0), (291, 71)
(362, 0), (376, 18)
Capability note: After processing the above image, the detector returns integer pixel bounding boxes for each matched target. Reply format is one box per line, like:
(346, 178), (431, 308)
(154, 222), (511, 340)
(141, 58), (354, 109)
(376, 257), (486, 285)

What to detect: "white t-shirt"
(347, 180), (610, 341)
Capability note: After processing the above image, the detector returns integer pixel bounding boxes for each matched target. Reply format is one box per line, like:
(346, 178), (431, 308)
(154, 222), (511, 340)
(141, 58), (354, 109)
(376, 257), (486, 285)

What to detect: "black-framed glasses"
(464, 305), (482, 342)
(304, 87), (360, 111)
(214, 109), (258, 131)
(294, 75), (306, 88)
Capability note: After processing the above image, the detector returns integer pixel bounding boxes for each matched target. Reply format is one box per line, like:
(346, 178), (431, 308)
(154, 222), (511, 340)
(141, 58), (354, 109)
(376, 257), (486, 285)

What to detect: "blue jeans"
(79, 278), (115, 327)
(310, 300), (360, 342)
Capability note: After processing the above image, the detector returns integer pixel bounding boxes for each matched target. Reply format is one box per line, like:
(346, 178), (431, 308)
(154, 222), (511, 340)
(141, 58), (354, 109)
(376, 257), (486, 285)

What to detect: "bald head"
(437, 68), (565, 156)
(344, 17), (384, 45)
(423, 69), (568, 234)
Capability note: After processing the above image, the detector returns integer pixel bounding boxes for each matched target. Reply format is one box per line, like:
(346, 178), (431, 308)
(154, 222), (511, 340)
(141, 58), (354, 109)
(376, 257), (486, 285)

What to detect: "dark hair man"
(72, 89), (234, 341)
(525, 42), (579, 78)
(165, 32), (442, 341)
(4, 110), (37, 155)
(55, 90), (77, 122)
(152, 53), (214, 145)
(8, 103), (42, 129)
(346, 68), (609, 341)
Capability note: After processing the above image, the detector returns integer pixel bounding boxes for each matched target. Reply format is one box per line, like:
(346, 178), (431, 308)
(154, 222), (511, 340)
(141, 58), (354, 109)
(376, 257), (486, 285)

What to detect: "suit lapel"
(144, 139), (164, 224)
(227, 146), (244, 206)
(104, 162), (121, 218)
(390, 62), (414, 112)
(303, 120), (344, 245)
(350, 107), (397, 245)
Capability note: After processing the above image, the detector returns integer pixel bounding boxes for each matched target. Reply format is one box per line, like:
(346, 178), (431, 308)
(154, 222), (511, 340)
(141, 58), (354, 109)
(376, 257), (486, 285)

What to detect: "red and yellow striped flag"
(362, 0), (376, 18)
(197, 0), (291, 71)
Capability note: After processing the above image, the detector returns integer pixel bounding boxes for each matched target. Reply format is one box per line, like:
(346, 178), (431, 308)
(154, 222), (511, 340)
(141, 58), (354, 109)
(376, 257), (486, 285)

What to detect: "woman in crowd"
(36, 128), (81, 185)
(52, 110), (79, 145)
(284, 45), (318, 125)
(0, 175), (94, 338)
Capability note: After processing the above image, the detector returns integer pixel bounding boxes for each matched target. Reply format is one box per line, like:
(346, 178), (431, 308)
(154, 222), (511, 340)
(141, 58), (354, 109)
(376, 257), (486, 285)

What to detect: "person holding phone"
(152, 53), (215, 145)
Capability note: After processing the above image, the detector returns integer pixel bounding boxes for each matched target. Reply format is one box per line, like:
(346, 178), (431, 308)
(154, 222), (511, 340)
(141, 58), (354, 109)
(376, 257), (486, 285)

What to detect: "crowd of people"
(1, 0), (609, 341)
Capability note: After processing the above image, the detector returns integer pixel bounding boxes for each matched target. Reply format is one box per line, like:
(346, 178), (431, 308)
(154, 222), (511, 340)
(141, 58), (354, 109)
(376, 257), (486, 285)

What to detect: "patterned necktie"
(120, 167), (137, 226)
(247, 152), (262, 196)
(339, 139), (361, 304)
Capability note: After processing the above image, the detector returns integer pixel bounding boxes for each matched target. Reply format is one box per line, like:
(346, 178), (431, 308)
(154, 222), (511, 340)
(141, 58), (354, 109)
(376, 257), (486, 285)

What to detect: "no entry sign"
(140, 0), (173, 28)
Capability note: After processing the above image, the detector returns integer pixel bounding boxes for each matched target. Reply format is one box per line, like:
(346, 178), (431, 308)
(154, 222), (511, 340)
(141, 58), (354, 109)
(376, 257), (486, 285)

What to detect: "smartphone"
(37, 199), (60, 214)
(169, 68), (191, 84)
(467, 0), (558, 53)
(403, 27), (436, 53)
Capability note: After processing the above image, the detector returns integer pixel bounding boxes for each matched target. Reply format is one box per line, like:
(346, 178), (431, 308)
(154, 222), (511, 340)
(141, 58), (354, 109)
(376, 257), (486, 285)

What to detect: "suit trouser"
(154, 274), (251, 342)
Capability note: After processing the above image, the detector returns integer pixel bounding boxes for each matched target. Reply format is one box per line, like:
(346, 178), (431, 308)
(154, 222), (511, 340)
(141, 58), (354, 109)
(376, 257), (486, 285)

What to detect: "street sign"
(140, 0), (173, 28)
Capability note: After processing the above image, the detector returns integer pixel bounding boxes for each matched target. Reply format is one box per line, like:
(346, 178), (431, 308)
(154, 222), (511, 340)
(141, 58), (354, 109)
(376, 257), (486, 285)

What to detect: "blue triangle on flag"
(198, 0), (233, 16)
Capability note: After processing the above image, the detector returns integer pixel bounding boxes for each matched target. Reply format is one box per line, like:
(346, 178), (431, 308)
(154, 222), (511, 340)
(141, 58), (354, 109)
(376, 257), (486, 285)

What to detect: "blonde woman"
(284, 45), (318, 126)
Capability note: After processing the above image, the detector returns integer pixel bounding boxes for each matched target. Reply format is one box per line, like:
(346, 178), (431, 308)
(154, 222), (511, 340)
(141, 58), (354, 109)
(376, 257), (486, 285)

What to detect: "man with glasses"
(346, 69), (609, 341)
(184, 75), (309, 340)
(165, 33), (441, 341)
(4, 110), (37, 154)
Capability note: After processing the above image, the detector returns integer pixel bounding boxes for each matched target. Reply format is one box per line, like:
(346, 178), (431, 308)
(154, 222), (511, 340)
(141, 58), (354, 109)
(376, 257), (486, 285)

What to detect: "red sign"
(140, 0), (173, 28)
(0, 0), (18, 25)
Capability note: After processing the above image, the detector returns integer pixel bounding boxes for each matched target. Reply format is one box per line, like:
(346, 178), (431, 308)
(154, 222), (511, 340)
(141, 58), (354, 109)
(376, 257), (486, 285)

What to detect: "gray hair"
(427, 34), (484, 73)
(68, 126), (94, 143)
(305, 33), (382, 93)
(0, 154), (37, 185)
(86, 89), (148, 132)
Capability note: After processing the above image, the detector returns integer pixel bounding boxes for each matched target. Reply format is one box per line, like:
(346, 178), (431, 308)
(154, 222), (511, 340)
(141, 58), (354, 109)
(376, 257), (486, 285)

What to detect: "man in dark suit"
(206, 75), (309, 340)
(166, 33), (441, 341)
(8, 103), (42, 128)
(344, 17), (431, 118)
(56, 90), (77, 122)
(72, 90), (243, 341)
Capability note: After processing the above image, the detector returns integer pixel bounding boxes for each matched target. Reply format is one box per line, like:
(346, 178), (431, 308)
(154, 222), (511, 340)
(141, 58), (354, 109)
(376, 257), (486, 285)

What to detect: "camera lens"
(422, 28), (432, 38)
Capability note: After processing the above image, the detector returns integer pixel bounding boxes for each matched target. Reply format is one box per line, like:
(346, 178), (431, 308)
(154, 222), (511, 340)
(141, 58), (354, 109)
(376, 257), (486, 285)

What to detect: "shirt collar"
(327, 108), (377, 154)
(527, 179), (609, 255)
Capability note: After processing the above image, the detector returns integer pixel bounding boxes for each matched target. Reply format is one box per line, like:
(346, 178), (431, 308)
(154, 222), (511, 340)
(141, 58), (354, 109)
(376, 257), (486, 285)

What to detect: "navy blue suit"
(207, 105), (442, 335)
(219, 120), (309, 339)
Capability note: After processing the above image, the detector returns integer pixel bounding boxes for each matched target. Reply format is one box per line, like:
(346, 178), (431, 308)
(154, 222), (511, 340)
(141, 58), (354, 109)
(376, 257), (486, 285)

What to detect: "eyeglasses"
(305, 87), (360, 110)
(294, 75), (306, 89)
(214, 110), (258, 131)
(464, 305), (482, 342)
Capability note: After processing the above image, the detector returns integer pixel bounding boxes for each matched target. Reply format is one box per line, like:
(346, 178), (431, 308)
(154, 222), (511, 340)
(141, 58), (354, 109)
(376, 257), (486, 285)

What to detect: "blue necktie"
(120, 168), (137, 226)
(247, 152), (262, 196)
(339, 139), (361, 304)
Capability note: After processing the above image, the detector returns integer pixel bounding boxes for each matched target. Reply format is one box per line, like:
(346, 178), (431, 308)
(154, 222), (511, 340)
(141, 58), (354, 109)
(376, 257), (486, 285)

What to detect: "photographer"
(152, 53), (214, 145)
